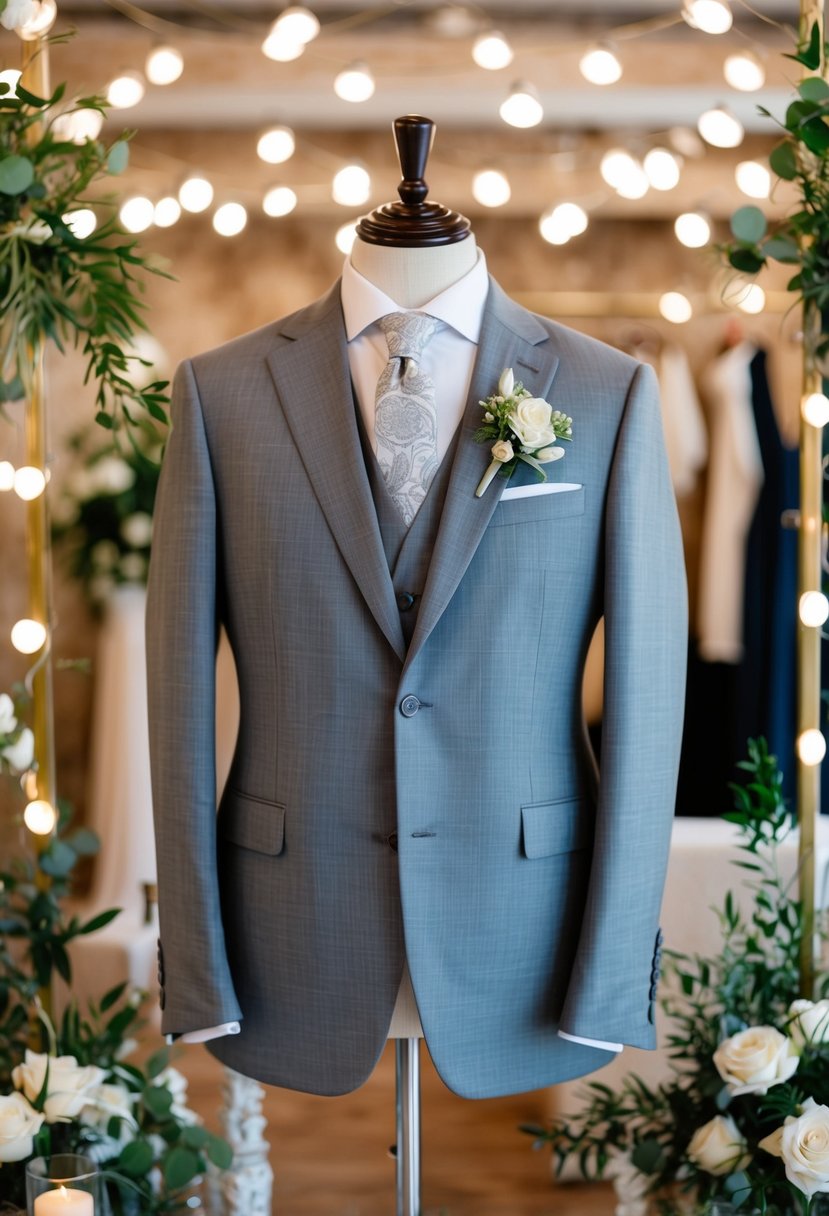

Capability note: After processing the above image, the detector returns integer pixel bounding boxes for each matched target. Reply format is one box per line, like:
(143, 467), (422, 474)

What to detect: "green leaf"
(182, 1125), (209, 1149)
(119, 1138), (155, 1177)
(799, 76), (829, 102)
(95, 411), (114, 430)
(0, 375), (25, 403)
(801, 118), (829, 154)
(147, 1047), (169, 1079)
(78, 907), (120, 935)
(0, 154), (35, 195)
(100, 981), (128, 1012)
(143, 1082), (174, 1119)
(730, 206), (767, 244)
(728, 248), (765, 275)
(631, 1137), (664, 1175)
(785, 21), (822, 70)
(39, 841), (77, 878)
(763, 236), (800, 263)
(163, 1146), (200, 1190)
(66, 827), (100, 856)
(769, 141), (798, 180)
(107, 141), (129, 175)
(206, 1134), (233, 1170)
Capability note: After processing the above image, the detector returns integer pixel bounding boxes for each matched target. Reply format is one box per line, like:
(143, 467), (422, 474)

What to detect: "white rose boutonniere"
(713, 1025), (799, 1096)
(474, 367), (572, 497)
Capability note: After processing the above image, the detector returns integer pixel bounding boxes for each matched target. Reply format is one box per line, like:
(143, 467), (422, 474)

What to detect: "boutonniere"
(474, 368), (573, 498)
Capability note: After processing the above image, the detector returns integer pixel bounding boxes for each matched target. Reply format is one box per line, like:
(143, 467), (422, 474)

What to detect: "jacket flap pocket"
(490, 485), (586, 527)
(219, 791), (285, 855)
(521, 798), (592, 859)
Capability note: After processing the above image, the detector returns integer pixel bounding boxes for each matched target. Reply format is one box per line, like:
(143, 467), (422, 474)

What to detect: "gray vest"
(356, 405), (461, 648)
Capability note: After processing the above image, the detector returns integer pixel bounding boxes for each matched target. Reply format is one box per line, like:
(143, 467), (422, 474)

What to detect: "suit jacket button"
(397, 592), (415, 611)
(388, 833), (398, 852)
(400, 695), (421, 717)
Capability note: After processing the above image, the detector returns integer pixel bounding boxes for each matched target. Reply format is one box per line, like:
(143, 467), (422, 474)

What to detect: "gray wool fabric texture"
(145, 275), (688, 1100)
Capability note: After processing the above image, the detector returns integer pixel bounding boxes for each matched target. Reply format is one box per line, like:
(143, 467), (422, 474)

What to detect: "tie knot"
(379, 312), (438, 363)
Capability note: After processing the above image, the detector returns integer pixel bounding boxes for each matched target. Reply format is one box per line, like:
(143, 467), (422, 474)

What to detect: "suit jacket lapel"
(265, 284), (406, 661)
(402, 278), (560, 678)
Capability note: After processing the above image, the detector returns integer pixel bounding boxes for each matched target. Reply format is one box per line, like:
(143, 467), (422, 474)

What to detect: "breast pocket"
(218, 789), (286, 855)
(489, 485), (586, 527)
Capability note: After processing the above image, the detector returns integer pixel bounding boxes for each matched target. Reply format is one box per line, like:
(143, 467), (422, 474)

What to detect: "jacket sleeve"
(145, 359), (243, 1036)
(558, 361), (687, 1049)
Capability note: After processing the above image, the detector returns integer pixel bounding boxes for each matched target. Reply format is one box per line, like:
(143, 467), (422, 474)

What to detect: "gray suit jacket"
(145, 277), (688, 1099)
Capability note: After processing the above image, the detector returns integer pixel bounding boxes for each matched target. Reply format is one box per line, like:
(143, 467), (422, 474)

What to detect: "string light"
(263, 186), (298, 216)
(179, 177), (214, 213)
(698, 105), (744, 148)
(212, 203), (248, 237)
(0, 462), (13, 491)
(0, 69), (20, 97)
(262, 27), (305, 61)
(800, 591), (829, 628)
(146, 46), (184, 86)
(669, 126), (705, 159)
(735, 160), (770, 199)
(106, 72), (146, 110)
(332, 164), (371, 206)
(24, 800), (57, 835)
(13, 467), (46, 500)
(336, 221), (358, 254)
(579, 43), (622, 86)
(53, 108), (104, 143)
(11, 619), (47, 654)
(643, 148), (681, 191)
(724, 49), (765, 91)
(472, 30), (513, 70)
(472, 169), (511, 207)
(615, 164), (649, 199)
(119, 196), (155, 233)
(500, 82), (543, 128)
(62, 209), (97, 239)
(682, 0), (733, 34)
(674, 211), (710, 247)
(659, 292), (693, 323)
(274, 6), (320, 44)
(18, 0), (57, 40)
(802, 392), (829, 427)
(600, 148), (640, 190)
(257, 127), (296, 165)
(154, 197), (182, 228)
(334, 62), (375, 103)
(736, 282), (765, 314)
(798, 728), (826, 766)
(539, 203), (588, 245)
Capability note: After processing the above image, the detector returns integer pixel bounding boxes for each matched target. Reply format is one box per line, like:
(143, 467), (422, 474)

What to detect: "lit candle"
(33, 1185), (94, 1215)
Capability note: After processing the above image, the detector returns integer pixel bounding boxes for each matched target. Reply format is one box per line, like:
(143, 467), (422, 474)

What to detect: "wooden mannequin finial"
(356, 114), (471, 247)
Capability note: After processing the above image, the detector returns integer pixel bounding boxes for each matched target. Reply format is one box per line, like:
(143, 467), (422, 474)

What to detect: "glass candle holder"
(25, 1154), (102, 1215)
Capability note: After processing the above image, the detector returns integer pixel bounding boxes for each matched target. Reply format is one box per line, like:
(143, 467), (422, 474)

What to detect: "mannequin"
(146, 112), (687, 1216)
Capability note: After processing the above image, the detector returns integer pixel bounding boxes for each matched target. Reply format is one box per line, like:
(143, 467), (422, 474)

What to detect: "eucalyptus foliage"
(0, 63), (170, 432)
(522, 740), (828, 1216)
(723, 23), (829, 359)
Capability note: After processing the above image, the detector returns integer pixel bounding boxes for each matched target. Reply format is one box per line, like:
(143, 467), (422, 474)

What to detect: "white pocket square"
(501, 482), (582, 501)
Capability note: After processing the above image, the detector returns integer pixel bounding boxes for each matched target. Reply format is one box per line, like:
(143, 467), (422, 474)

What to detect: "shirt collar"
(340, 247), (488, 344)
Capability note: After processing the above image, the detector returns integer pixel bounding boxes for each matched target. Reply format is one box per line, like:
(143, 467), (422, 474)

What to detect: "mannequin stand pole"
(395, 1037), (422, 1216)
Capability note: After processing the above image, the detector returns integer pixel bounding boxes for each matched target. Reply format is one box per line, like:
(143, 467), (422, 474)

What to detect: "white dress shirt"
(173, 254), (620, 1056)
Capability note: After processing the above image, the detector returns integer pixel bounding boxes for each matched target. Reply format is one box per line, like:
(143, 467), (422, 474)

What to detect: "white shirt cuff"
(165, 1021), (241, 1045)
(558, 1029), (623, 1052)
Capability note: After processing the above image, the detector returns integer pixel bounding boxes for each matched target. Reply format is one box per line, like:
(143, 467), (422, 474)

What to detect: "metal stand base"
(394, 1037), (422, 1216)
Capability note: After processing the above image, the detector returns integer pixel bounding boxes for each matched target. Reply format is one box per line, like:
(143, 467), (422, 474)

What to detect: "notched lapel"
(265, 286), (406, 661)
(402, 281), (561, 677)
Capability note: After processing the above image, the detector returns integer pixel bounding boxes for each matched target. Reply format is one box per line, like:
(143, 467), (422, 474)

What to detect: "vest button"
(396, 592), (415, 611)
(400, 695), (421, 717)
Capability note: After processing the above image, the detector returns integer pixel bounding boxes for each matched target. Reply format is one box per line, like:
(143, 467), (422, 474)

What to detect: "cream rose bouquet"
(522, 739), (829, 1216)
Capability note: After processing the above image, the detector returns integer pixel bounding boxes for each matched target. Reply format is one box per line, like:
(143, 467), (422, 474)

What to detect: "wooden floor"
(175, 1038), (616, 1215)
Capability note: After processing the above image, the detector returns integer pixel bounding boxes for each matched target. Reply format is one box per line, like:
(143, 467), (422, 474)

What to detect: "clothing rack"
(515, 290), (793, 319)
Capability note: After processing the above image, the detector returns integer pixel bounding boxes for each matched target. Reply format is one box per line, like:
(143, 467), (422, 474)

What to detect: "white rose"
(120, 512), (153, 548)
(509, 398), (557, 451)
(81, 1083), (137, 1141)
(2, 726), (34, 773)
(91, 456), (136, 496)
(0, 1091), (44, 1162)
(0, 692), (17, 735)
(7, 219), (52, 244)
(536, 447), (565, 464)
(713, 1025), (799, 1095)
(789, 999), (829, 1047)
(154, 1067), (200, 1125)
(687, 1115), (751, 1176)
(0, 0), (39, 32)
(760, 1099), (829, 1198)
(491, 439), (514, 463)
(12, 1050), (107, 1123)
(498, 368), (515, 398)
(606, 1148), (650, 1216)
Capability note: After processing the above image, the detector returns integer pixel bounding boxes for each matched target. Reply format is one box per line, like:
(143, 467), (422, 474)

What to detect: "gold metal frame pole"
(797, 0), (825, 999)
(18, 38), (56, 855)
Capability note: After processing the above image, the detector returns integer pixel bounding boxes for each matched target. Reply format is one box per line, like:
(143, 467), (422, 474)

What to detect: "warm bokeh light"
(500, 83), (543, 128)
(212, 203), (248, 237)
(472, 170), (511, 208)
(263, 186), (298, 217)
(178, 177), (214, 213)
(257, 127), (296, 165)
(11, 619), (47, 655)
(146, 46), (184, 86)
(24, 800), (57, 835)
(659, 292), (694, 323)
(106, 72), (146, 110)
